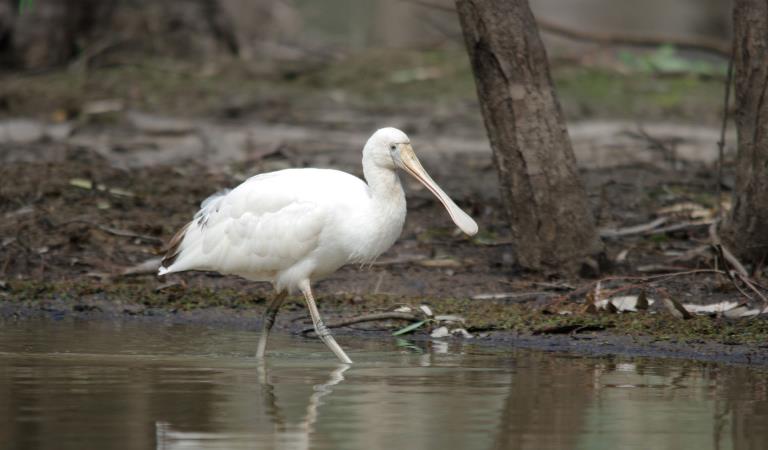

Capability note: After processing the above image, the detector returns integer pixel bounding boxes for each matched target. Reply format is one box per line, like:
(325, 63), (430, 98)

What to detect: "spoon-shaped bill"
(397, 145), (478, 236)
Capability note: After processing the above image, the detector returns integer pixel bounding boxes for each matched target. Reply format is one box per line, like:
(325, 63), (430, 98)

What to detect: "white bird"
(158, 127), (478, 363)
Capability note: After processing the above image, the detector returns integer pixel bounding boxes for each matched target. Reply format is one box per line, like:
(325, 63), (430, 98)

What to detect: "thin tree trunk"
(455, 0), (603, 272)
(722, 0), (768, 264)
(2, 0), (298, 70)
(10, 0), (87, 69)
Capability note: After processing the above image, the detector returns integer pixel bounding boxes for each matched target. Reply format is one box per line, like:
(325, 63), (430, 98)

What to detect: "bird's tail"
(158, 189), (230, 276)
(158, 221), (191, 276)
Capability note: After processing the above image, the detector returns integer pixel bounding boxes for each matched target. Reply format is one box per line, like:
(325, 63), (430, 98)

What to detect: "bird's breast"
(338, 192), (407, 265)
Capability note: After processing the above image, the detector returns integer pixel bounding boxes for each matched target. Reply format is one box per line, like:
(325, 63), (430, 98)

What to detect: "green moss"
(3, 279), (267, 311)
(4, 279), (768, 345)
(553, 66), (724, 122)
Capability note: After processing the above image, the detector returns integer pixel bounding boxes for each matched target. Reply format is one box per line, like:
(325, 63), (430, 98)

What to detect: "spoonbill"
(158, 127), (477, 363)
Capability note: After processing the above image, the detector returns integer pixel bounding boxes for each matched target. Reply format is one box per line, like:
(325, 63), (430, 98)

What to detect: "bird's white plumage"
(159, 127), (476, 294)
(158, 127), (478, 362)
(159, 168), (405, 291)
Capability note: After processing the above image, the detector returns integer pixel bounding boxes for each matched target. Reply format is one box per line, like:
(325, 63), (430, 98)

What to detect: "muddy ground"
(1, 52), (766, 366)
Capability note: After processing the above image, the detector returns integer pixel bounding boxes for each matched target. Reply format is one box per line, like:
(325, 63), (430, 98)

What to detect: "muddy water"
(0, 320), (766, 450)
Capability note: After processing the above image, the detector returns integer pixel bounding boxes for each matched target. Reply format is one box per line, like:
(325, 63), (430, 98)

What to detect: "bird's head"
(364, 127), (478, 236)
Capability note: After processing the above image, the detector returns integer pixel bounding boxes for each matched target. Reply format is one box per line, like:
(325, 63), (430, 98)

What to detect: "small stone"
(1, 119), (44, 143)
(430, 326), (450, 338)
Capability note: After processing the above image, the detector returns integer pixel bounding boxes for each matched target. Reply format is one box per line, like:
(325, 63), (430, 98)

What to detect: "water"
(0, 320), (766, 450)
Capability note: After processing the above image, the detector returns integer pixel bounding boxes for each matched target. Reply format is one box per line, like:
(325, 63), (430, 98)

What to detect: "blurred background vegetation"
(0, 0), (730, 123)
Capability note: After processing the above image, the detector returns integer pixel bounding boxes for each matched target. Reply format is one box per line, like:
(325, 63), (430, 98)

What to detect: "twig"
(636, 264), (701, 273)
(709, 222), (748, 277)
(721, 245), (749, 278)
(599, 217), (667, 238)
(735, 272), (768, 305)
(63, 219), (164, 245)
(372, 254), (427, 266)
(614, 269), (727, 282)
(708, 222), (768, 305)
(602, 218), (713, 240)
(531, 281), (576, 291)
(471, 291), (556, 301)
(548, 269), (727, 307)
(646, 220), (714, 235)
(669, 245), (712, 263)
(536, 18), (730, 58)
(624, 126), (681, 168)
(532, 323), (607, 335)
(716, 43), (735, 220)
(301, 312), (420, 335)
(728, 272), (755, 302)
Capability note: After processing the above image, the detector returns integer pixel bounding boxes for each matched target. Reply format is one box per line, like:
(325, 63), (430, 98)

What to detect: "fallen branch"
(735, 273), (768, 305)
(536, 18), (730, 58)
(532, 323), (608, 335)
(709, 222), (748, 277)
(301, 312), (420, 335)
(548, 269), (727, 308)
(371, 254), (427, 266)
(602, 219), (714, 239)
(603, 220), (713, 260)
(530, 281), (576, 291)
(708, 223), (768, 306)
(646, 220), (713, 235)
(636, 264), (703, 273)
(63, 219), (164, 245)
(471, 291), (555, 301)
(669, 245), (713, 263)
(599, 217), (667, 238)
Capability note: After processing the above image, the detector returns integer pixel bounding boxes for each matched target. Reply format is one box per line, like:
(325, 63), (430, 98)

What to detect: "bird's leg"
(299, 281), (353, 364)
(256, 291), (288, 359)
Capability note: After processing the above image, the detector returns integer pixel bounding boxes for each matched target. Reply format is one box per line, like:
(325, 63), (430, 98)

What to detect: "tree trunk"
(722, 0), (768, 264)
(1, 0), (301, 70)
(455, 0), (603, 272)
(9, 0), (91, 69)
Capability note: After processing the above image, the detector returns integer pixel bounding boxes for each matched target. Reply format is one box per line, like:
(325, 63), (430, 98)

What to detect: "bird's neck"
(363, 159), (405, 205)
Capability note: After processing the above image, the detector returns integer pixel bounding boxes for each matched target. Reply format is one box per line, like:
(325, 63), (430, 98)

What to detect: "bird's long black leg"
(299, 280), (353, 364)
(256, 291), (288, 359)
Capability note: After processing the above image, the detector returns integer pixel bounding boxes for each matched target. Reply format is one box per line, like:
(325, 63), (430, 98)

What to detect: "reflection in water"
(155, 363), (350, 450)
(0, 320), (766, 450)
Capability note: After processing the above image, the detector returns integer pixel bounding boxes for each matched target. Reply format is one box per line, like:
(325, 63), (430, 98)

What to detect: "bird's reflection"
(258, 362), (350, 439)
(155, 362), (350, 450)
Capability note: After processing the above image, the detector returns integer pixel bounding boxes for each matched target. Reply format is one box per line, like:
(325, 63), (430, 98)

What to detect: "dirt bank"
(1, 54), (765, 367)
(2, 283), (767, 367)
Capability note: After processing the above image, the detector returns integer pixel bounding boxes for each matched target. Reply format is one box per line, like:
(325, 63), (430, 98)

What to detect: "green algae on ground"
(4, 280), (768, 346)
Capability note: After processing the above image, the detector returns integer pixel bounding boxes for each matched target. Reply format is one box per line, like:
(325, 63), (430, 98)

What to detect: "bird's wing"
(160, 170), (338, 276)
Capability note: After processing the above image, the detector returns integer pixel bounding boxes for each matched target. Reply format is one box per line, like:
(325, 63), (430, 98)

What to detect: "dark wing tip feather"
(161, 222), (191, 268)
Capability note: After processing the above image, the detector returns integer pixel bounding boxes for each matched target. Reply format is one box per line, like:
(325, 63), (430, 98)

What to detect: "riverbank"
(2, 52), (765, 367)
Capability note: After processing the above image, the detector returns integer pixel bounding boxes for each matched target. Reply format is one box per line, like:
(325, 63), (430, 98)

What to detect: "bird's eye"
(390, 144), (396, 151)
